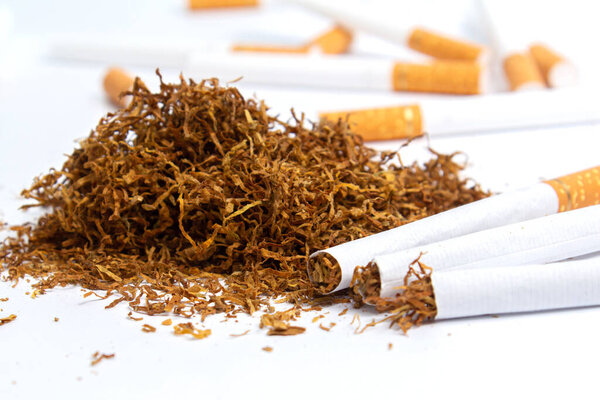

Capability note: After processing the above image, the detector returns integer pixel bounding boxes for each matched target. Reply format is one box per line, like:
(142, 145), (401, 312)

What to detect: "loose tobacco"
(0, 72), (485, 334)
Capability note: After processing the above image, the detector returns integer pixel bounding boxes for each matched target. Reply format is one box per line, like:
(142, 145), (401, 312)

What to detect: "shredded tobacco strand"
(0, 314), (17, 326)
(0, 72), (485, 335)
(91, 352), (115, 366)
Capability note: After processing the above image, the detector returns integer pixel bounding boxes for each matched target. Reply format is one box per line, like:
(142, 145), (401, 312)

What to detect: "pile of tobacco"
(0, 73), (486, 332)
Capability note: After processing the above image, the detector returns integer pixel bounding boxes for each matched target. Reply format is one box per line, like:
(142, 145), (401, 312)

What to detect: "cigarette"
(102, 67), (135, 107)
(188, 53), (484, 94)
(503, 52), (546, 91)
(232, 25), (353, 55)
(319, 87), (600, 141)
(479, 0), (545, 91)
(288, 0), (487, 63)
(370, 255), (600, 331)
(371, 204), (600, 300)
(188, 0), (258, 9)
(529, 44), (577, 88)
(309, 166), (600, 293)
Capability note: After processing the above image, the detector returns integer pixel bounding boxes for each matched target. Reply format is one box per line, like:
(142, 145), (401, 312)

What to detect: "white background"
(1, 0), (600, 399)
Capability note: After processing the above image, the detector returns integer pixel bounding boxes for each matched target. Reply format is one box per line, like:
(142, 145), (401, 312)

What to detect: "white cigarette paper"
(376, 204), (600, 298)
(432, 254), (600, 319)
(311, 182), (559, 292)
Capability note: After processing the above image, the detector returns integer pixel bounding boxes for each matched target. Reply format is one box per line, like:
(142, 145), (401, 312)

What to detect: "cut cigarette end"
(308, 25), (353, 55)
(103, 67), (135, 108)
(529, 44), (577, 88)
(503, 52), (545, 91)
(319, 104), (423, 142)
(544, 166), (600, 212)
(366, 262), (436, 333)
(188, 0), (258, 9)
(407, 28), (486, 63)
(307, 253), (342, 294)
(351, 262), (381, 301)
(392, 61), (482, 95)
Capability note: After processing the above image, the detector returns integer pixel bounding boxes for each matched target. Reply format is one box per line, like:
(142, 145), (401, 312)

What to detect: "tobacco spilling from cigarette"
(0, 73), (486, 335)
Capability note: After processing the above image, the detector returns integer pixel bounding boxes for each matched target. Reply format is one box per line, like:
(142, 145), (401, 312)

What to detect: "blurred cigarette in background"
(288, 0), (488, 63)
(479, 0), (545, 91)
(319, 88), (600, 141)
(103, 67), (134, 107)
(188, 53), (484, 94)
(188, 0), (258, 9)
(232, 25), (353, 55)
(530, 44), (577, 88)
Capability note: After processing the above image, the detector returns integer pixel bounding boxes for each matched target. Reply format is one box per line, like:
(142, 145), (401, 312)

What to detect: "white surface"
(313, 182), (559, 292)
(433, 253), (600, 319)
(377, 204), (600, 298)
(2, 1), (600, 399)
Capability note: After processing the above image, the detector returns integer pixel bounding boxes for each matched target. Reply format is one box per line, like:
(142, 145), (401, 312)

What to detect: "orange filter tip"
(530, 44), (577, 88)
(392, 61), (482, 95)
(503, 52), (545, 91)
(308, 25), (353, 54)
(103, 67), (134, 108)
(544, 167), (600, 213)
(407, 28), (486, 63)
(231, 44), (309, 54)
(320, 105), (423, 142)
(188, 0), (258, 9)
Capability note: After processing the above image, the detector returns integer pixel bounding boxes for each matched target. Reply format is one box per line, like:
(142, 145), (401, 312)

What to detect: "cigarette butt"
(407, 28), (486, 63)
(232, 25), (352, 55)
(544, 166), (600, 212)
(392, 61), (482, 95)
(308, 25), (353, 54)
(530, 44), (577, 88)
(503, 52), (545, 91)
(319, 105), (423, 141)
(231, 44), (309, 54)
(103, 67), (134, 108)
(188, 0), (258, 9)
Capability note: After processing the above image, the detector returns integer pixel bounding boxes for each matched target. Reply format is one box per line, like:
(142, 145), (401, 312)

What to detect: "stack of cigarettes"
(309, 166), (600, 325)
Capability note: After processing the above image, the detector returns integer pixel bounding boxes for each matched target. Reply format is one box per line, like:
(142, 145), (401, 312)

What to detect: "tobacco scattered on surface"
(0, 73), (485, 334)
(0, 314), (17, 326)
(91, 352), (115, 366)
(142, 324), (156, 332)
(173, 322), (211, 339)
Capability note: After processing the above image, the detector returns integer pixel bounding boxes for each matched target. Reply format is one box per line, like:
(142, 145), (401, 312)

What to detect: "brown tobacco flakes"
(141, 324), (156, 333)
(0, 73), (486, 336)
(128, 311), (143, 321)
(230, 329), (250, 337)
(0, 298), (8, 302)
(173, 322), (211, 339)
(91, 352), (115, 366)
(260, 310), (305, 336)
(262, 346), (273, 352)
(161, 318), (172, 326)
(0, 314), (17, 326)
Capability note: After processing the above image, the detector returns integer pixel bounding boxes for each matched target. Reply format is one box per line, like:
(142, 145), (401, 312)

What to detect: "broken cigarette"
(102, 67), (134, 107)
(370, 204), (600, 299)
(529, 44), (577, 88)
(309, 166), (600, 293)
(289, 0), (487, 63)
(319, 87), (600, 141)
(377, 253), (600, 333)
(188, 0), (258, 9)
(188, 53), (484, 94)
(232, 25), (353, 55)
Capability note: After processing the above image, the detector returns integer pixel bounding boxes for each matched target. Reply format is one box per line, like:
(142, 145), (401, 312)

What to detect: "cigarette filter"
(103, 67), (134, 107)
(289, 0), (487, 62)
(188, 0), (258, 9)
(374, 204), (600, 299)
(530, 44), (577, 88)
(319, 88), (600, 141)
(309, 166), (600, 293)
(407, 28), (485, 63)
(232, 26), (353, 55)
(432, 255), (600, 320)
(503, 52), (546, 91)
(187, 53), (484, 94)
